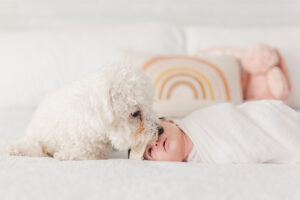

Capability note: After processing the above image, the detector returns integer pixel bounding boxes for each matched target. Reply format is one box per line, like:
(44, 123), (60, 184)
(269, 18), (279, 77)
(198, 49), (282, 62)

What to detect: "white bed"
(1, 108), (300, 200)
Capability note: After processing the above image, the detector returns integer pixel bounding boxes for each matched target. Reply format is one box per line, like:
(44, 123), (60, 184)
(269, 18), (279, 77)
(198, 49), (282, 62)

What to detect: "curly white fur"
(7, 63), (160, 160)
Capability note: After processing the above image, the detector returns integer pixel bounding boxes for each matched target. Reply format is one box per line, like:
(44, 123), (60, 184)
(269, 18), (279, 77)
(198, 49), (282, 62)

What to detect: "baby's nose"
(154, 138), (162, 148)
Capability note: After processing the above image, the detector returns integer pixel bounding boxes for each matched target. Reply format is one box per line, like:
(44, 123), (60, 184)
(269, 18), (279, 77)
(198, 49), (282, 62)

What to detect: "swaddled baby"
(143, 100), (300, 163)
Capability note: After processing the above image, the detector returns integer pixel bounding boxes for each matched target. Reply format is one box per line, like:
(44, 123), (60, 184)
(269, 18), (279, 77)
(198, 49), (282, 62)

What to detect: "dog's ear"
(101, 87), (115, 125)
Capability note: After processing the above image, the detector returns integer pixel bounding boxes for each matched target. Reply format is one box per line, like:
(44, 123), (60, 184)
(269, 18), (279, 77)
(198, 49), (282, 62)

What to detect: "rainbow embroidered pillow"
(118, 51), (243, 117)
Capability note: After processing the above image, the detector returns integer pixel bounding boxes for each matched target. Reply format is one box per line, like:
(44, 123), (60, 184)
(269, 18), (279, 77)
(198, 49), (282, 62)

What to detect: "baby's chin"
(165, 154), (185, 162)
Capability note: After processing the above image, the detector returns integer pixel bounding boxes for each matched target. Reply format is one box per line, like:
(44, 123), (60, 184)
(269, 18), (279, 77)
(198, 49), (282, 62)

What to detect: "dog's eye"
(131, 111), (141, 117)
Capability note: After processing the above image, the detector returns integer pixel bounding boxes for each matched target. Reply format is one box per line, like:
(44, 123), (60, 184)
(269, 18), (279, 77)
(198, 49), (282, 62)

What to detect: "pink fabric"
(241, 44), (290, 103)
(196, 44), (291, 104)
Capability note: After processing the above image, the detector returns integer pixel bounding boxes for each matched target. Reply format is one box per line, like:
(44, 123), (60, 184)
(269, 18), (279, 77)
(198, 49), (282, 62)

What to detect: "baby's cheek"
(163, 148), (177, 161)
(169, 141), (185, 161)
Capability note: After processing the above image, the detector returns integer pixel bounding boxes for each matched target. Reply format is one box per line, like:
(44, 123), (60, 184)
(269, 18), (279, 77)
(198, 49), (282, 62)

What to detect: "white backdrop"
(0, 0), (299, 28)
(1, 0), (300, 109)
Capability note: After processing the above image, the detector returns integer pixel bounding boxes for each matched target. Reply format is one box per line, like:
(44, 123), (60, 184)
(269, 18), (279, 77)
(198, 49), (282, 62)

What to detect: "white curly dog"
(8, 63), (161, 160)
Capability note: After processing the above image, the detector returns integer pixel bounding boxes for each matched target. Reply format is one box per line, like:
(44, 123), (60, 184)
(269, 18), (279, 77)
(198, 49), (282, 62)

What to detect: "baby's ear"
(168, 120), (174, 123)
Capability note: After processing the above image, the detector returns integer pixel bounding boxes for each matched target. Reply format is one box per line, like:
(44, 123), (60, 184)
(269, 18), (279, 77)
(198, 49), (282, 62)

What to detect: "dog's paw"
(6, 140), (45, 157)
(53, 152), (77, 161)
(6, 144), (26, 156)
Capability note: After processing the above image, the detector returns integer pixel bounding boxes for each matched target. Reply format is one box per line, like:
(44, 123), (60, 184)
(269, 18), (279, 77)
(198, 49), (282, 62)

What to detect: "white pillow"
(118, 51), (243, 117)
(184, 26), (300, 109)
(0, 22), (184, 108)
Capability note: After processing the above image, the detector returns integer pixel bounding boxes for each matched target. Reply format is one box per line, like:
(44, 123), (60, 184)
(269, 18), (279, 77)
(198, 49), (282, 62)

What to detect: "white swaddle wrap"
(175, 100), (300, 164)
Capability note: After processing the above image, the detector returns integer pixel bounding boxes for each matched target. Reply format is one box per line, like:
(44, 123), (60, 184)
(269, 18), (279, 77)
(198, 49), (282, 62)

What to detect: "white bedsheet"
(1, 108), (300, 200)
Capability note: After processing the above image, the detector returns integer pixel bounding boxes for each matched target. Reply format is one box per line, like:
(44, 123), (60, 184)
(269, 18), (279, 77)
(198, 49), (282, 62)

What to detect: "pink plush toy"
(241, 44), (291, 103)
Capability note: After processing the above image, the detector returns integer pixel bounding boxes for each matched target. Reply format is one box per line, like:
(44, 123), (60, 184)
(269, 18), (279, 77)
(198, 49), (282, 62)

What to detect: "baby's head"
(143, 118), (193, 162)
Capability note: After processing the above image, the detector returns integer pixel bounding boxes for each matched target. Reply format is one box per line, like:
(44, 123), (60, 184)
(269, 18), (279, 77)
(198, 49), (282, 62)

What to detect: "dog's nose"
(157, 126), (164, 136)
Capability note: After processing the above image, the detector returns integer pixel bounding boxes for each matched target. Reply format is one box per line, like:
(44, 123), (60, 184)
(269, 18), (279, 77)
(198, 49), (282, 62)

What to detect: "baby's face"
(143, 120), (186, 161)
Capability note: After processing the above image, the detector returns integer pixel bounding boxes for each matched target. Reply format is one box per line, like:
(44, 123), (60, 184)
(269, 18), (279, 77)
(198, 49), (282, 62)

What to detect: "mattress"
(1, 108), (300, 200)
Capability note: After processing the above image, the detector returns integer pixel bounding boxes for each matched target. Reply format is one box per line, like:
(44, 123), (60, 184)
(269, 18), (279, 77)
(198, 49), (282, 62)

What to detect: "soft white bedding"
(1, 108), (300, 200)
(177, 101), (300, 164)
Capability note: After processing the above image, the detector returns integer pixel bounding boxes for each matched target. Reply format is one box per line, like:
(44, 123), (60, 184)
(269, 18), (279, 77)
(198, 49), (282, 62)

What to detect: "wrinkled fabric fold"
(176, 100), (300, 164)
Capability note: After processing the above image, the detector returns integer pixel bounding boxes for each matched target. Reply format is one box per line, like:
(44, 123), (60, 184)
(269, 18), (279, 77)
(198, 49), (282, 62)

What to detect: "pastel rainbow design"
(142, 56), (231, 101)
(160, 73), (206, 99)
(167, 80), (199, 99)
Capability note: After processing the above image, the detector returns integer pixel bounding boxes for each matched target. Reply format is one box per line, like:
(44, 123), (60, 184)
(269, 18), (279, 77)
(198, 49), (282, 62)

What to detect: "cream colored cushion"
(118, 51), (243, 117)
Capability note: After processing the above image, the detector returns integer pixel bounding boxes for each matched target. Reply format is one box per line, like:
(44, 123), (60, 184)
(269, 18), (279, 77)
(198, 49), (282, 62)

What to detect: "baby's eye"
(148, 147), (152, 157)
(158, 127), (164, 136)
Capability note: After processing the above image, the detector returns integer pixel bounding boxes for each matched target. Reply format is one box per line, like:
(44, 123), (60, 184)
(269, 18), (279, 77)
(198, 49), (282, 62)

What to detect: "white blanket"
(176, 100), (300, 164)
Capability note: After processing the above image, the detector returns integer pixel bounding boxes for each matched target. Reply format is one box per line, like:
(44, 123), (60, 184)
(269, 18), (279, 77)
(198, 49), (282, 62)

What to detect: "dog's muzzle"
(128, 125), (164, 159)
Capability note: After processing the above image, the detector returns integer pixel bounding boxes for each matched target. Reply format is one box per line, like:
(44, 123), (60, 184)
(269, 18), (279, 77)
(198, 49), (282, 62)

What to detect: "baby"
(143, 118), (194, 162)
(143, 100), (300, 163)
